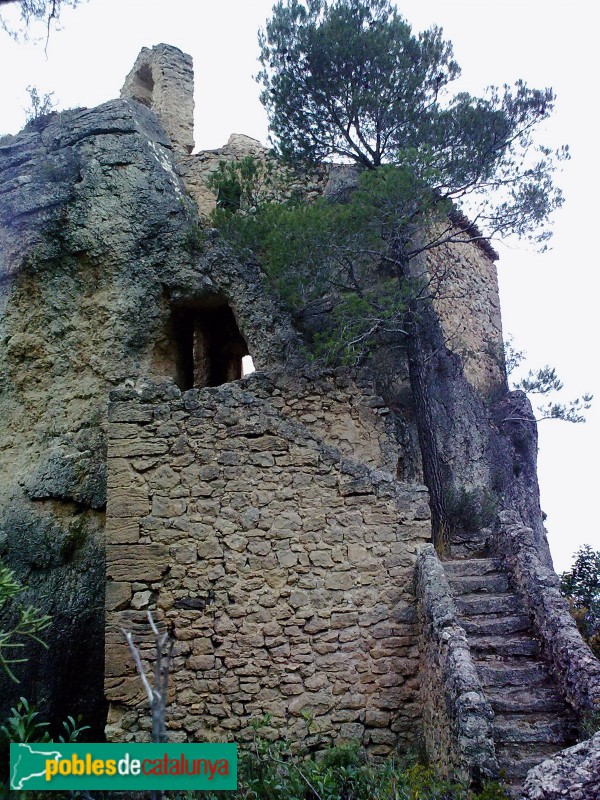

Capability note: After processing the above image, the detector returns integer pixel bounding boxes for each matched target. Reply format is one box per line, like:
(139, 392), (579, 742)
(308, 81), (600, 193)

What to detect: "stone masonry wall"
(235, 370), (401, 475)
(416, 546), (498, 785)
(426, 228), (504, 396)
(104, 377), (431, 754)
(121, 44), (195, 154)
(176, 133), (325, 218)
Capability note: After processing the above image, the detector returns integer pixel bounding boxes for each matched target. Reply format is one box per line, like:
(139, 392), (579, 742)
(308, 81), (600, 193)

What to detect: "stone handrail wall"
(416, 545), (498, 785)
(493, 511), (600, 721)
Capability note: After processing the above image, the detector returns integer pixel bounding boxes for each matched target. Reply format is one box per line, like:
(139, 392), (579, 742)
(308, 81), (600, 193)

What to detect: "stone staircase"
(443, 556), (579, 789)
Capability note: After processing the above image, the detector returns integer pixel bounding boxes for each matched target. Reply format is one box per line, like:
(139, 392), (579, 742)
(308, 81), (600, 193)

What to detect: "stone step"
(462, 613), (531, 637)
(493, 713), (575, 745)
(485, 686), (567, 714)
(475, 660), (550, 688)
(443, 558), (503, 577)
(495, 743), (566, 779)
(454, 592), (521, 616)
(446, 572), (511, 595)
(469, 634), (541, 658)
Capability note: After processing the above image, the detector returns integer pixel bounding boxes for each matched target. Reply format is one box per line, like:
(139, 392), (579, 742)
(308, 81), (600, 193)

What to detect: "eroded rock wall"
(104, 379), (431, 753)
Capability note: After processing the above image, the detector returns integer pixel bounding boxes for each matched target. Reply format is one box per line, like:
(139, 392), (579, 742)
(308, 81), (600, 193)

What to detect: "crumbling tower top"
(121, 43), (195, 154)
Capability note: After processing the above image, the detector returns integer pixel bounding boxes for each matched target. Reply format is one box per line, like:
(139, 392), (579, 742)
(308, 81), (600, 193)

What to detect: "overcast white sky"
(1, 0), (598, 572)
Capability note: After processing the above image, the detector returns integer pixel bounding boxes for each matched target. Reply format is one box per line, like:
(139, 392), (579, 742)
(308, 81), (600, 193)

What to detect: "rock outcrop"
(521, 732), (600, 800)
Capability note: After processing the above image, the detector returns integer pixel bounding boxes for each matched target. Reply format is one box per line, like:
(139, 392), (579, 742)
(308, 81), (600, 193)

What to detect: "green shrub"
(168, 723), (510, 800)
(444, 487), (498, 534)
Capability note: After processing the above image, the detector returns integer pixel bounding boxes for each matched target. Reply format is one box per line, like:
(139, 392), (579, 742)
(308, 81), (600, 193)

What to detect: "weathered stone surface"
(493, 512), (600, 719)
(177, 132), (326, 218)
(521, 732), (600, 800)
(121, 44), (195, 154)
(0, 84), (300, 731)
(3, 43), (591, 784)
(106, 544), (169, 582)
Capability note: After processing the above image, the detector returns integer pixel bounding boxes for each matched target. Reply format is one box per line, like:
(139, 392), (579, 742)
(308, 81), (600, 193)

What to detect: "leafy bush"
(0, 697), (89, 794)
(444, 487), (498, 534)
(0, 559), (51, 683)
(561, 545), (600, 659)
(168, 719), (509, 800)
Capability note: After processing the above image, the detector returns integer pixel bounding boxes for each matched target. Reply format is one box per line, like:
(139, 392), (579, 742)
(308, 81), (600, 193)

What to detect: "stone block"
(365, 709), (390, 728)
(152, 495), (187, 518)
(106, 544), (168, 582)
(109, 439), (169, 458)
(108, 402), (153, 424)
(325, 573), (354, 591)
(106, 581), (132, 611)
(108, 486), (150, 519)
(105, 517), (140, 544)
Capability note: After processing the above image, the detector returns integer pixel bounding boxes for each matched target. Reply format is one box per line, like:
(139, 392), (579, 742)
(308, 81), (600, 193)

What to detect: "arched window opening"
(171, 302), (250, 391)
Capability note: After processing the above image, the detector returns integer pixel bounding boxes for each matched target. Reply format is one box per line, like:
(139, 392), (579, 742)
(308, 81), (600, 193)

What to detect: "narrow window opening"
(171, 303), (249, 391)
(131, 63), (155, 108)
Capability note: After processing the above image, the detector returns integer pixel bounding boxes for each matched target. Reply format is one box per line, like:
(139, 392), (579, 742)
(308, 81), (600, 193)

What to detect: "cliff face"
(0, 97), (295, 730)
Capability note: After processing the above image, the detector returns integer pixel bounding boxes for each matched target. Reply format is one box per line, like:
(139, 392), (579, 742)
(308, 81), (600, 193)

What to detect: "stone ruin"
(1, 43), (599, 798)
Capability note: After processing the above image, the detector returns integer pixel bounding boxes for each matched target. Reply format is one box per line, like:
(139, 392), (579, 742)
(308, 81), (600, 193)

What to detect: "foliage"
(0, 697), (89, 796)
(214, 2), (568, 363)
(444, 487), (498, 534)
(171, 720), (509, 800)
(208, 156), (299, 213)
(513, 366), (593, 423)
(182, 221), (208, 255)
(560, 545), (600, 658)
(24, 84), (56, 123)
(0, 0), (84, 40)
(0, 559), (51, 682)
(0, 566), (88, 793)
(0, 697), (88, 745)
(257, 0), (568, 248)
(580, 709), (600, 738)
(211, 162), (445, 364)
(503, 336), (593, 423)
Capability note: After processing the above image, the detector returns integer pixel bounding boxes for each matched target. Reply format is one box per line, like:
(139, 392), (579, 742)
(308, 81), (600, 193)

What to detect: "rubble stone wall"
(235, 370), (402, 475)
(176, 133), (325, 218)
(104, 378), (431, 753)
(121, 44), (195, 154)
(426, 232), (504, 396)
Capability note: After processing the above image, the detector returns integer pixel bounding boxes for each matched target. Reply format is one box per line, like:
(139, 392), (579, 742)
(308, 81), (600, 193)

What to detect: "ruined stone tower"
(1, 44), (599, 798)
